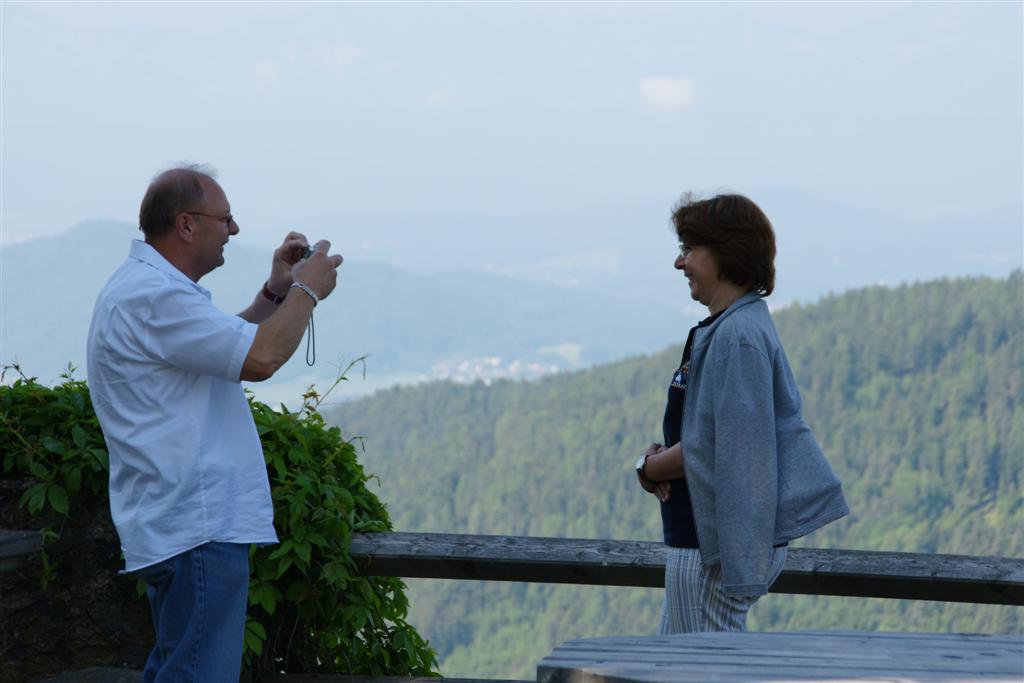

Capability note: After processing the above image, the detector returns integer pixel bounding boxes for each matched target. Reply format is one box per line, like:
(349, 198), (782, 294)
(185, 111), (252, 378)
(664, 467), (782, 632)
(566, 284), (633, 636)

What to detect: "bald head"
(139, 164), (218, 241)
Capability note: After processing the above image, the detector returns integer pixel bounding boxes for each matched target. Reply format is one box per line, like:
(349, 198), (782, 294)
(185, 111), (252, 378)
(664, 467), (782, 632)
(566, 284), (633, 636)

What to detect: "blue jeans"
(135, 542), (251, 683)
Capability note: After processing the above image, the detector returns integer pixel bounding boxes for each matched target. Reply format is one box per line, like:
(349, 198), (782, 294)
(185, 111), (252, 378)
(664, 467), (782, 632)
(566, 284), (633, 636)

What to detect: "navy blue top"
(660, 311), (722, 548)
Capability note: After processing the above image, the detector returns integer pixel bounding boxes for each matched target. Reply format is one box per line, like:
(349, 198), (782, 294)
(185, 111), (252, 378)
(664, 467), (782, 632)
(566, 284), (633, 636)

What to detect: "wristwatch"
(635, 454), (650, 479)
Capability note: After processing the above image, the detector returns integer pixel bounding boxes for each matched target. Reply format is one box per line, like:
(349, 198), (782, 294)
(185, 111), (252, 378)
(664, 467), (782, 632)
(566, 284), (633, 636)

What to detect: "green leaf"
(267, 539), (294, 560)
(41, 436), (64, 454)
(89, 448), (110, 470)
(295, 541), (312, 566)
(335, 487), (355, 509)
(27, 458), (50, 480)
(250, 582), (279, 615)
(64, 465), (82, 494)
(71, 424), (88, 449)
(47, 484), (70, 515)
(246, 619), (266, 639)
(243, 618), (266, 656)
(19, 482), (47, 513)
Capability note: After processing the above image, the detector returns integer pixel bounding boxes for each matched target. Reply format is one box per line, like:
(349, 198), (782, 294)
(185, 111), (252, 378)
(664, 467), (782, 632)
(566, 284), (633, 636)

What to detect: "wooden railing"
(5, 527), (1020, 682)
(6, 527), (1022, 605)
(348, 532), (1024, 606)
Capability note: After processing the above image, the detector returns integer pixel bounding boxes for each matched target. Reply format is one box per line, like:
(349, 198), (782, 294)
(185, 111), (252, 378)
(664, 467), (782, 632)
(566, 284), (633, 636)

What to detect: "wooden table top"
(536, 630), (1024, 682)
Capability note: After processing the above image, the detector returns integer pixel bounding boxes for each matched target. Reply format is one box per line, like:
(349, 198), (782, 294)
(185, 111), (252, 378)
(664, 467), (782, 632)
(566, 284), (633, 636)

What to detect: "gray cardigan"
(681, 293), (849, 597)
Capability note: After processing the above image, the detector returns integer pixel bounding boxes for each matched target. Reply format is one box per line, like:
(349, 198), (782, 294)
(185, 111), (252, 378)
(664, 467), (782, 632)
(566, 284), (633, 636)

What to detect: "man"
(86, 164), (343, 682)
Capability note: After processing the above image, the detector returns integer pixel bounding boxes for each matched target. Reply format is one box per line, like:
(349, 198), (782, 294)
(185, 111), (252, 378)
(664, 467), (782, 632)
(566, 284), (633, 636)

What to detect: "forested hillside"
(327, 273), (1023, 679)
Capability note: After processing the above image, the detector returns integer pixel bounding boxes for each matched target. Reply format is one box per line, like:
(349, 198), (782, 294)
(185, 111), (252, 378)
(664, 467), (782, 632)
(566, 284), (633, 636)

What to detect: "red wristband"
(261, 281), (286, 304)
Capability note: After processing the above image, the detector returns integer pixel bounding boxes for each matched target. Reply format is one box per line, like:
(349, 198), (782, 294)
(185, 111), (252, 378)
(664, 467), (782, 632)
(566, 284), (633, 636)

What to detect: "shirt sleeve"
(137, 281), (258, 382)
(712, 338), (779, 596)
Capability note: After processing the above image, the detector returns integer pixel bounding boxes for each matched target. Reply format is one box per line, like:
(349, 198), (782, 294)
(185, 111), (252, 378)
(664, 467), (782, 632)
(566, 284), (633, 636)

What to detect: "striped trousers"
(659, 545), (787, 634)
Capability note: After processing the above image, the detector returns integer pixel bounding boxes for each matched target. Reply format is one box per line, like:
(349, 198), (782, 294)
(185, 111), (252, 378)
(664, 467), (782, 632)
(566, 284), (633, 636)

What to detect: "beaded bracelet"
(290, 281), (319, 306)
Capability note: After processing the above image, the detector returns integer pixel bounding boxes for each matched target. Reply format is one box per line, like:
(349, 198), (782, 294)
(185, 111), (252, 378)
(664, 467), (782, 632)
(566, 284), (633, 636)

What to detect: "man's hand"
(265, 231), (311, 297)
(292, 240), (344, 300)
(240, 239), (344, 381)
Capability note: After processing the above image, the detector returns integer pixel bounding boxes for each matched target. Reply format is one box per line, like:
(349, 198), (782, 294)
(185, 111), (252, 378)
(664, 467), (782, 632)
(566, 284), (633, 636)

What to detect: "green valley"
(327, 273), (1023, 679)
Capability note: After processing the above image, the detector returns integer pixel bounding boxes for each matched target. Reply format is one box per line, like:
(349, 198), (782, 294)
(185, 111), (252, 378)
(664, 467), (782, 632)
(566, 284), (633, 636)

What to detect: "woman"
(634, 193), (849, 634)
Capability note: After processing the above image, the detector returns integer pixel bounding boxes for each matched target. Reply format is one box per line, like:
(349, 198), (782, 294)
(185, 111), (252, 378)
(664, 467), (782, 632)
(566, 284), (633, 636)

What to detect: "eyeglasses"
(186, 211), (234, 228)
(678, 243), (693, 259)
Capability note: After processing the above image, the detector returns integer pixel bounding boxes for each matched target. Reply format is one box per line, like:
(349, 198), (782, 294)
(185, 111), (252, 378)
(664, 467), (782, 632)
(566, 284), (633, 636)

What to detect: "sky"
(0, 0), (1018, 557)
(2, 1), (1022, 284)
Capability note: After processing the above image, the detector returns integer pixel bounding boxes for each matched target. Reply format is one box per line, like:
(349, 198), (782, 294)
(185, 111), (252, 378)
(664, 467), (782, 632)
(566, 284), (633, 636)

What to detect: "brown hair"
(671, 192), (776, 297)
(138, 164), (216, 240)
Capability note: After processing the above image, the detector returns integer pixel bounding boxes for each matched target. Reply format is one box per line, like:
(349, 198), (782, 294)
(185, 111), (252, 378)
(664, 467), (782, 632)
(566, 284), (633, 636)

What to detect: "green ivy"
(0, 364), (438, 677)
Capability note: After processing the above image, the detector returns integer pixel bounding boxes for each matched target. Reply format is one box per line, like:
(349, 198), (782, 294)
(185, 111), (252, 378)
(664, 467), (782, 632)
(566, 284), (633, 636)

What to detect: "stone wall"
(1, 478), (150, 683)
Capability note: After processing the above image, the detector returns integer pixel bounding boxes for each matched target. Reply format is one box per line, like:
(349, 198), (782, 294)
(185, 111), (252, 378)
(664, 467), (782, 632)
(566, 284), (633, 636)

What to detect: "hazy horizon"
(2, 2), (1021, 406)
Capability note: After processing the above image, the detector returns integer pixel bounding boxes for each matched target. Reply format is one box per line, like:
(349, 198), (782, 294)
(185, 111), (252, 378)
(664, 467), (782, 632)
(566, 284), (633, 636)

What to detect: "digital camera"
(302, 241), (323, 259)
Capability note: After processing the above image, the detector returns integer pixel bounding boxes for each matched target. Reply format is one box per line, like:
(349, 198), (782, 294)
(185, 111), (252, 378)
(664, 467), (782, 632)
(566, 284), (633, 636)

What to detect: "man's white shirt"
(87, 240), (278, 572)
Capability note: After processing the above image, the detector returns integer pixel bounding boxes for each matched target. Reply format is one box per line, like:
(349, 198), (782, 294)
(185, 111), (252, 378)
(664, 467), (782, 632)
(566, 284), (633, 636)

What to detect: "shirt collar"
(128, 239), (212, 299)
(698, 309), (725, 328)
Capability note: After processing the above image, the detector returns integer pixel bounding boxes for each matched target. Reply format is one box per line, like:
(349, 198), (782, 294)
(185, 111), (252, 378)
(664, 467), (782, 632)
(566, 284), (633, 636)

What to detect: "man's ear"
(174, 212), (195, 243)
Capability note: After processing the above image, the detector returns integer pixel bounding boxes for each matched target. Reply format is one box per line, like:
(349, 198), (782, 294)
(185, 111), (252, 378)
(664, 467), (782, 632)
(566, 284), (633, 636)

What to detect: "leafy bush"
(0, 365), (438, 677)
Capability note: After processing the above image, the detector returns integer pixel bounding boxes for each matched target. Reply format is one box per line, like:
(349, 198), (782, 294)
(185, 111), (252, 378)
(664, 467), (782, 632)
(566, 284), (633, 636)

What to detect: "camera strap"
(305, 313), (316, 366)
(289, 281), (319, 366)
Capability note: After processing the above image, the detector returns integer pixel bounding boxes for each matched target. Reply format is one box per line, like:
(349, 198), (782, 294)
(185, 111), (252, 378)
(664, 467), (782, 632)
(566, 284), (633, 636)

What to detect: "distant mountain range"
(2, 184), (1020, 406)
(272, 186), (1023, 307)
(0, 221), (685, 404)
